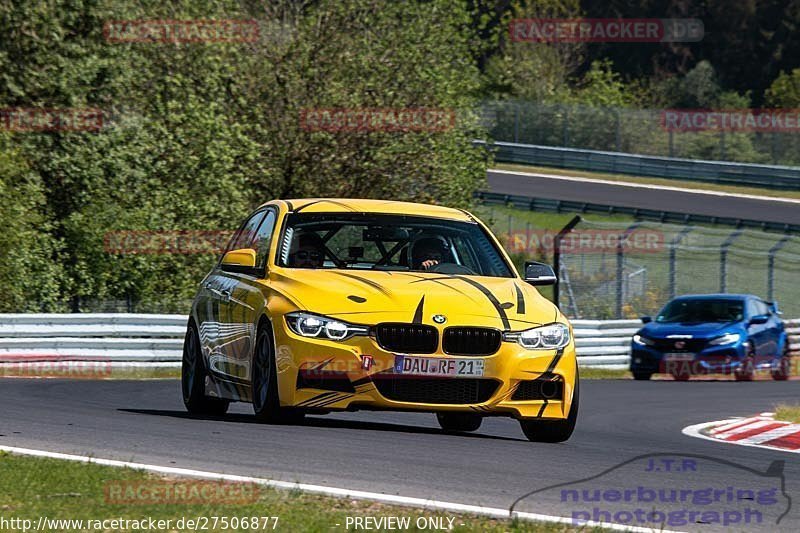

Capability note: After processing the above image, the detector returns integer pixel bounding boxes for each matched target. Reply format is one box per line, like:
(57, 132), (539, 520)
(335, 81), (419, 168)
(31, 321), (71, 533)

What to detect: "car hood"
(640, 321), (742, 339)
(270, 269), (560, 330)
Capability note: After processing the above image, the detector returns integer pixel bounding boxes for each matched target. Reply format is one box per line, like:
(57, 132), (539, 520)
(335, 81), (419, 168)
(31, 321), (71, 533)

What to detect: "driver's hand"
(421, 259), (439, 270)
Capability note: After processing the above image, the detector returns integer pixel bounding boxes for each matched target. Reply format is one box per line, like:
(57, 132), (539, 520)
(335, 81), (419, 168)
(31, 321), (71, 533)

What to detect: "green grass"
(773, 404), (800, 423)
(494, 163), (800, 201)
(0, 452), (605, 532)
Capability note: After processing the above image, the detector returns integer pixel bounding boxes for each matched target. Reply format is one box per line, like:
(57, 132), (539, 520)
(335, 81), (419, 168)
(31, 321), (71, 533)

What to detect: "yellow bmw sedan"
(182, 198), (579, 442)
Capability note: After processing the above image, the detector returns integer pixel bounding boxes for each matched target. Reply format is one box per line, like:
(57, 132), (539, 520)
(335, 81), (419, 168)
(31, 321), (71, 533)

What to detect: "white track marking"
(712, 420), (777, 440)
(0, 445), (683, 533)
(490, 168), (800, 205)
(737, 424), (800, 445)
(683, 419), (800, 454)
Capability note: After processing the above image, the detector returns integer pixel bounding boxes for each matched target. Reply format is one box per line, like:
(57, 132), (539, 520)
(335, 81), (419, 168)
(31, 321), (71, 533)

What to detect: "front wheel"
(252, 325), (304, 424)
(436, 412), (482, 433)
(735, 351), (756, 382)
(632, 371), (653, 381)
(771, 345), (791, 381)
(520, 376), (579, 443)
(182, 322), (229, 416)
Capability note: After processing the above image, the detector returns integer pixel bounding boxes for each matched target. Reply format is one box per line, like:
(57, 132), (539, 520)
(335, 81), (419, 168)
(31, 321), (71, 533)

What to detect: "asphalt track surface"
(3, 379), (800, 531)
(486, 169), (800, 226)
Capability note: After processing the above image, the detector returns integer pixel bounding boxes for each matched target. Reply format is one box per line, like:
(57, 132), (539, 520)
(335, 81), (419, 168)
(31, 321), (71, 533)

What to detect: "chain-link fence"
(480, 101), (800, 166)
(478, 207), (800, 319)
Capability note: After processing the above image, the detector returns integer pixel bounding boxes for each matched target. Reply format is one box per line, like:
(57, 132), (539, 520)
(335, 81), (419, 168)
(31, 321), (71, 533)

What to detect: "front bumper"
(273, 323), (577, 420)
(630, 342), (748, 375)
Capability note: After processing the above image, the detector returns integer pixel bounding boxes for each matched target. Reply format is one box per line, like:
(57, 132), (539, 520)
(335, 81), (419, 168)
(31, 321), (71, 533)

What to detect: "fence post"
(553, 215), (582, 310)
(668, 131), (674, 158)
(719, 229), (743, 293)
(514, 103), (519, 143)
(669, 226), (695, 299)
(617, 223), (642, 318)
(614, 109), (621, 151)
(767, 235), (790, 301)
(720, 131), (726, 160)
(562, 106), (569, 147)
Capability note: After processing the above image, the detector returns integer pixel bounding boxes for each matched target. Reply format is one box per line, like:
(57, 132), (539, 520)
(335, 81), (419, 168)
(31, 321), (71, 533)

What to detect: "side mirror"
(640, 316), (652, 324)
(221, 248), (257, 273)
(524, 261), (557, 286)
(749, 314), (769, 325)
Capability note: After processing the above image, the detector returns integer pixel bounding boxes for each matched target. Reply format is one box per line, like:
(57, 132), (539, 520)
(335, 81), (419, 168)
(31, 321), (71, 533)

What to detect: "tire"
(735, 349), (756, 382)
(519, 375), (579, 443)
(182, 322), (229, 416)
(771, 345), (791, 381)
(436, 412), (482, 433)
(632, 371), (653, 381)
(252, 324), (305, 424)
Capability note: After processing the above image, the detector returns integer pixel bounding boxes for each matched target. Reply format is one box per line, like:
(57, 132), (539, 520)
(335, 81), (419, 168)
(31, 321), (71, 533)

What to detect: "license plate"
(664, 353), (695, 361)
(394, 355), (485, 377)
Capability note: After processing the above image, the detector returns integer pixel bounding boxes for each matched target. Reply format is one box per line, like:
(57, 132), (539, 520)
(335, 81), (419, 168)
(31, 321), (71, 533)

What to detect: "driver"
(288, 232), (325, 268)
(410, 235), (451, 271)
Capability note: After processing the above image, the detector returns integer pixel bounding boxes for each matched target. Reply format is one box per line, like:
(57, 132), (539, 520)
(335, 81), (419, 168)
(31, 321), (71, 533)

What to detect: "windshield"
(277, 213), (514, 277)
(656, 299), (745, 324)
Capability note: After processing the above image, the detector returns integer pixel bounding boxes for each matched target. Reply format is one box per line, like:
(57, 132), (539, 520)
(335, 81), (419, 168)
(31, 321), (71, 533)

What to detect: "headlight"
(633, 334), (655, 346)
(709, 333), (741, 346)
(285, 312), (368, 342)
(503, 323), (570, 350)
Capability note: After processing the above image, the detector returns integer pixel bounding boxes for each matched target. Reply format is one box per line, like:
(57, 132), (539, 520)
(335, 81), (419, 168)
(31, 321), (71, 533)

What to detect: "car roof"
(269, 198), (474, 222)
(672, 293), (754, 301)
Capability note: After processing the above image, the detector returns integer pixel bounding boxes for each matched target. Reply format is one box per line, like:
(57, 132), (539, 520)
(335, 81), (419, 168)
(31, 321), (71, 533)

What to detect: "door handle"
(219, 289), (231, 300)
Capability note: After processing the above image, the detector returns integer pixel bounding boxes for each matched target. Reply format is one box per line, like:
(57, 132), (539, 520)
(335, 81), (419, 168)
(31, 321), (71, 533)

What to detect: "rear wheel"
(771, 345), (791, 381)
(252, 324), (304, 424)
(182, 322), (229, 416)
(735, 349), (756, 382)
(632, 371), (653, 381)
(436, 412), (482, 433)
(520, 376), (579, 443)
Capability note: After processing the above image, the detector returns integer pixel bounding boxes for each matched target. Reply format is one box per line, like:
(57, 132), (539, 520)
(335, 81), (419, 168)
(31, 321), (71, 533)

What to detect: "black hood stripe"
(412, 296), (425, 324)
(452, 276), (511, 330)
(333, 272), (392, 297)
(514, 283), (526, 315)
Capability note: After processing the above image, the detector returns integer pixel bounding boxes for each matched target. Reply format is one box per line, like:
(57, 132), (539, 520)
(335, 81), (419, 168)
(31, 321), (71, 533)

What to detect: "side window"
(746, 299), (759, 318)
(756, 300), (771, 316)
(226, 211), (267, 254)
(252, 210), (278, 269)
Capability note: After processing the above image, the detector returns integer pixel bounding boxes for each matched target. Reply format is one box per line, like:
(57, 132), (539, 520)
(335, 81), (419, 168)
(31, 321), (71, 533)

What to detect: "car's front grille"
(651, 338), (708, 352)
(374, 323), (438, 354)
(372, 376), (499, 404)
(443, 327), (501, 356)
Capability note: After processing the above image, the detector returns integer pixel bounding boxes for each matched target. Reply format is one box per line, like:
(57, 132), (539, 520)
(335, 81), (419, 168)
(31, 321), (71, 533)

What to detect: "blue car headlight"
(633, 334), (655, 347)
(285, 312), (369, 341)
(708, 333), (741, 346)
(503, 323), (570, 350)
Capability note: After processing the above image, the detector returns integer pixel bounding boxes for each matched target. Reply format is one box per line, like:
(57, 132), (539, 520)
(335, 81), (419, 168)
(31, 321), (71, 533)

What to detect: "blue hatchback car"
(630, 294), (790, 381)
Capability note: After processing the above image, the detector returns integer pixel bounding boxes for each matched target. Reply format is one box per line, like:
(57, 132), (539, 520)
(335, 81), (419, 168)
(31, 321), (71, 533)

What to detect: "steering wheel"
(427, 262), (476, 275)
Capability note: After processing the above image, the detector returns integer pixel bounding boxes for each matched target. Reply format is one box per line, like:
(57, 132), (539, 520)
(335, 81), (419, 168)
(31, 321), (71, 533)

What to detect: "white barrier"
(0, 314), (797, 369)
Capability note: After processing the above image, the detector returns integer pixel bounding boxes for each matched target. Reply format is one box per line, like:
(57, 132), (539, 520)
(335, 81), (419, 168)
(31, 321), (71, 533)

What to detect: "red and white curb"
(683, 412), (800, 453)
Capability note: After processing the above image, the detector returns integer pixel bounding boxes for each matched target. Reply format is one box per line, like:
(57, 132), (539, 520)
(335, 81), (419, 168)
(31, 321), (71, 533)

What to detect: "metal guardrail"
(477, 140), (800, 191)
(475, 191), (800, 234)
(0, 315), (796, 369)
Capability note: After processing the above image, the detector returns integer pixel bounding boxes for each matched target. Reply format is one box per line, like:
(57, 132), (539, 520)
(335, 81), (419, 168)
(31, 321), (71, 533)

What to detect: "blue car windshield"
(656, 299), (745, 323)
